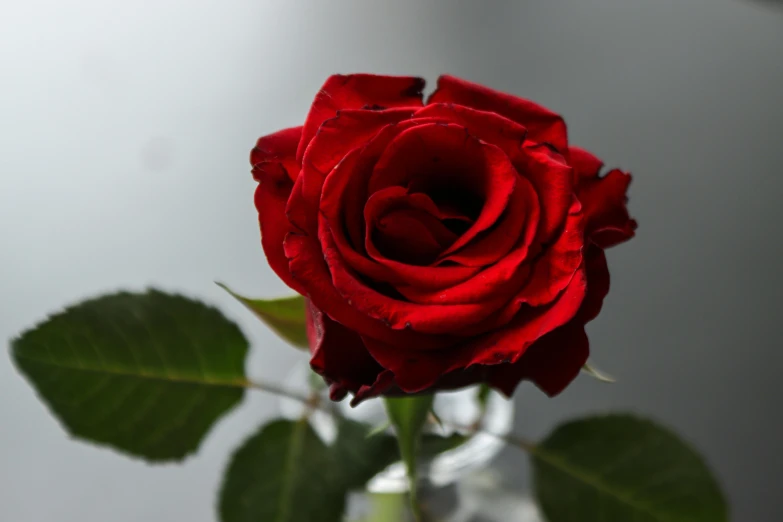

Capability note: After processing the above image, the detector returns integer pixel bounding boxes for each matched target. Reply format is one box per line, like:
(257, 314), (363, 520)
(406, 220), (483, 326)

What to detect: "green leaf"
(532, 414), (728, 522)
(220, 419), (344, 522)
(220, 418), (401, 522)
(384, 395), (434, 520)
(217, 282), (308, 349)
(331, 418), (400, 490)
(10, 289), (249, 461)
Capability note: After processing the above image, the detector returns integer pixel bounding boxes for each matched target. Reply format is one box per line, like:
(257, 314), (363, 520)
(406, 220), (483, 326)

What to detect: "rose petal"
(438, 176), (537, 268)
(285, 230), (453, 349)
(428, 75), (568, 152)
(519, 143), (575, 243)
(577, 243), (610, 323)
(397, 178), (541, 305)
(252, 128), (306, 294)
(362, 266), (587, 392)
(569, 145), (604, 181)
(290, 108), (416, 237)
(367, 123), (519, 257)
(296, 74), (425, 163)
(250, 126), (303, 182)
(350, 370), (396, 406)
(320, 143), (481, 291)
(489, 321), (589, 397)
(414, 103), (573, 244)
(306, 300), (384, 397)
(414, 103), (528, 154)
(577, 169), (637, 249)
(364, 187), (459, 265)
(319, 217), (504, 335)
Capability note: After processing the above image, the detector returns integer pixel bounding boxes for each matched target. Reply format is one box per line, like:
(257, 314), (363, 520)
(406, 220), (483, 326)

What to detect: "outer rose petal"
(296, 74), (425, 163)
(577, 243), (610, 323)
(413, 103), (529, 159)
(489, 322), (589, 396)
(517, 143), (574, 243)
(577, 169), (638, 249)
(306, 301), (385, 400)
(289, 108), (420, 237)
(428, 75), (568, 152)
(252, 127), (305, 294)
(361, 266), (586, 393)
(488, 242), (612, 397)
(450, 199), (583, 333)
(569, 145), (604, 181)
(251, 126), (304, 183)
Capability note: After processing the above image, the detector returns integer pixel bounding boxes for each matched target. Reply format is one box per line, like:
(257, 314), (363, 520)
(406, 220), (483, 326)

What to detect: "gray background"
(1, 0), (781, 520)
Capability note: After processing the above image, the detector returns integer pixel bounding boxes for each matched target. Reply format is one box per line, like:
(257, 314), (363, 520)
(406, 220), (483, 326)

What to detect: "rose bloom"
(251, 74), (636, 405)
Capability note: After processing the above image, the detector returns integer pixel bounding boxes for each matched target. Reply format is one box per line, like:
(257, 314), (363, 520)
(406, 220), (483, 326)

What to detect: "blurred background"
(2, 0), (782, 520)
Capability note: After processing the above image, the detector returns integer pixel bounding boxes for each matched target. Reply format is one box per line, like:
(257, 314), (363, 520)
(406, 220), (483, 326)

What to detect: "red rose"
(251, 74), (636, 404)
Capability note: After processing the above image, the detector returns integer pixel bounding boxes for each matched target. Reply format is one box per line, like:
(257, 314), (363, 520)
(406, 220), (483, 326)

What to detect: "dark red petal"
(397, 178), (541, 305)
(577, 169), (637, 249)
(250, 126), (303, 182)
(284, 231), (452, 349)
(506, 199), (585, 307)
(290, 108), (419, 239)
(368, 123), (519, 256)
(364, 187), (459, 265)
(488, 244), (610, 397)
(439, 176), (537, 268)
(414, 103), (528, 155)
(350, 370), (396, 406)
(489, 321), (589, 397)
(319, 137), (481, 291)
(458, 263), (586, 366)
(519, 143), (575, 243)
(296, 74), (425, 163)
(569, 146), (604, 181)
(431, 199), (581, 327)
(428, 75), (568, 152)
(577, 243), (610, 324)
(306, 300), (384, 396)
(362, 266), (586, 393)
(253, 165), (305, 294)
(319, 217), (503, 335)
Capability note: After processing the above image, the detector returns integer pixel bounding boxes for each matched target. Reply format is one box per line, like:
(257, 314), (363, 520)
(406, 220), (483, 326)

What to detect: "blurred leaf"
(532, 414), (728, 522)
(384, 395), (434, 520)
(332, 418), (400, 490)
(11, 289), (249, 461)
(217, 282), (309, 349)
(220, 419), (344, 522)
(581, 362), (616, 383)
(220, 418), (401, 522)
